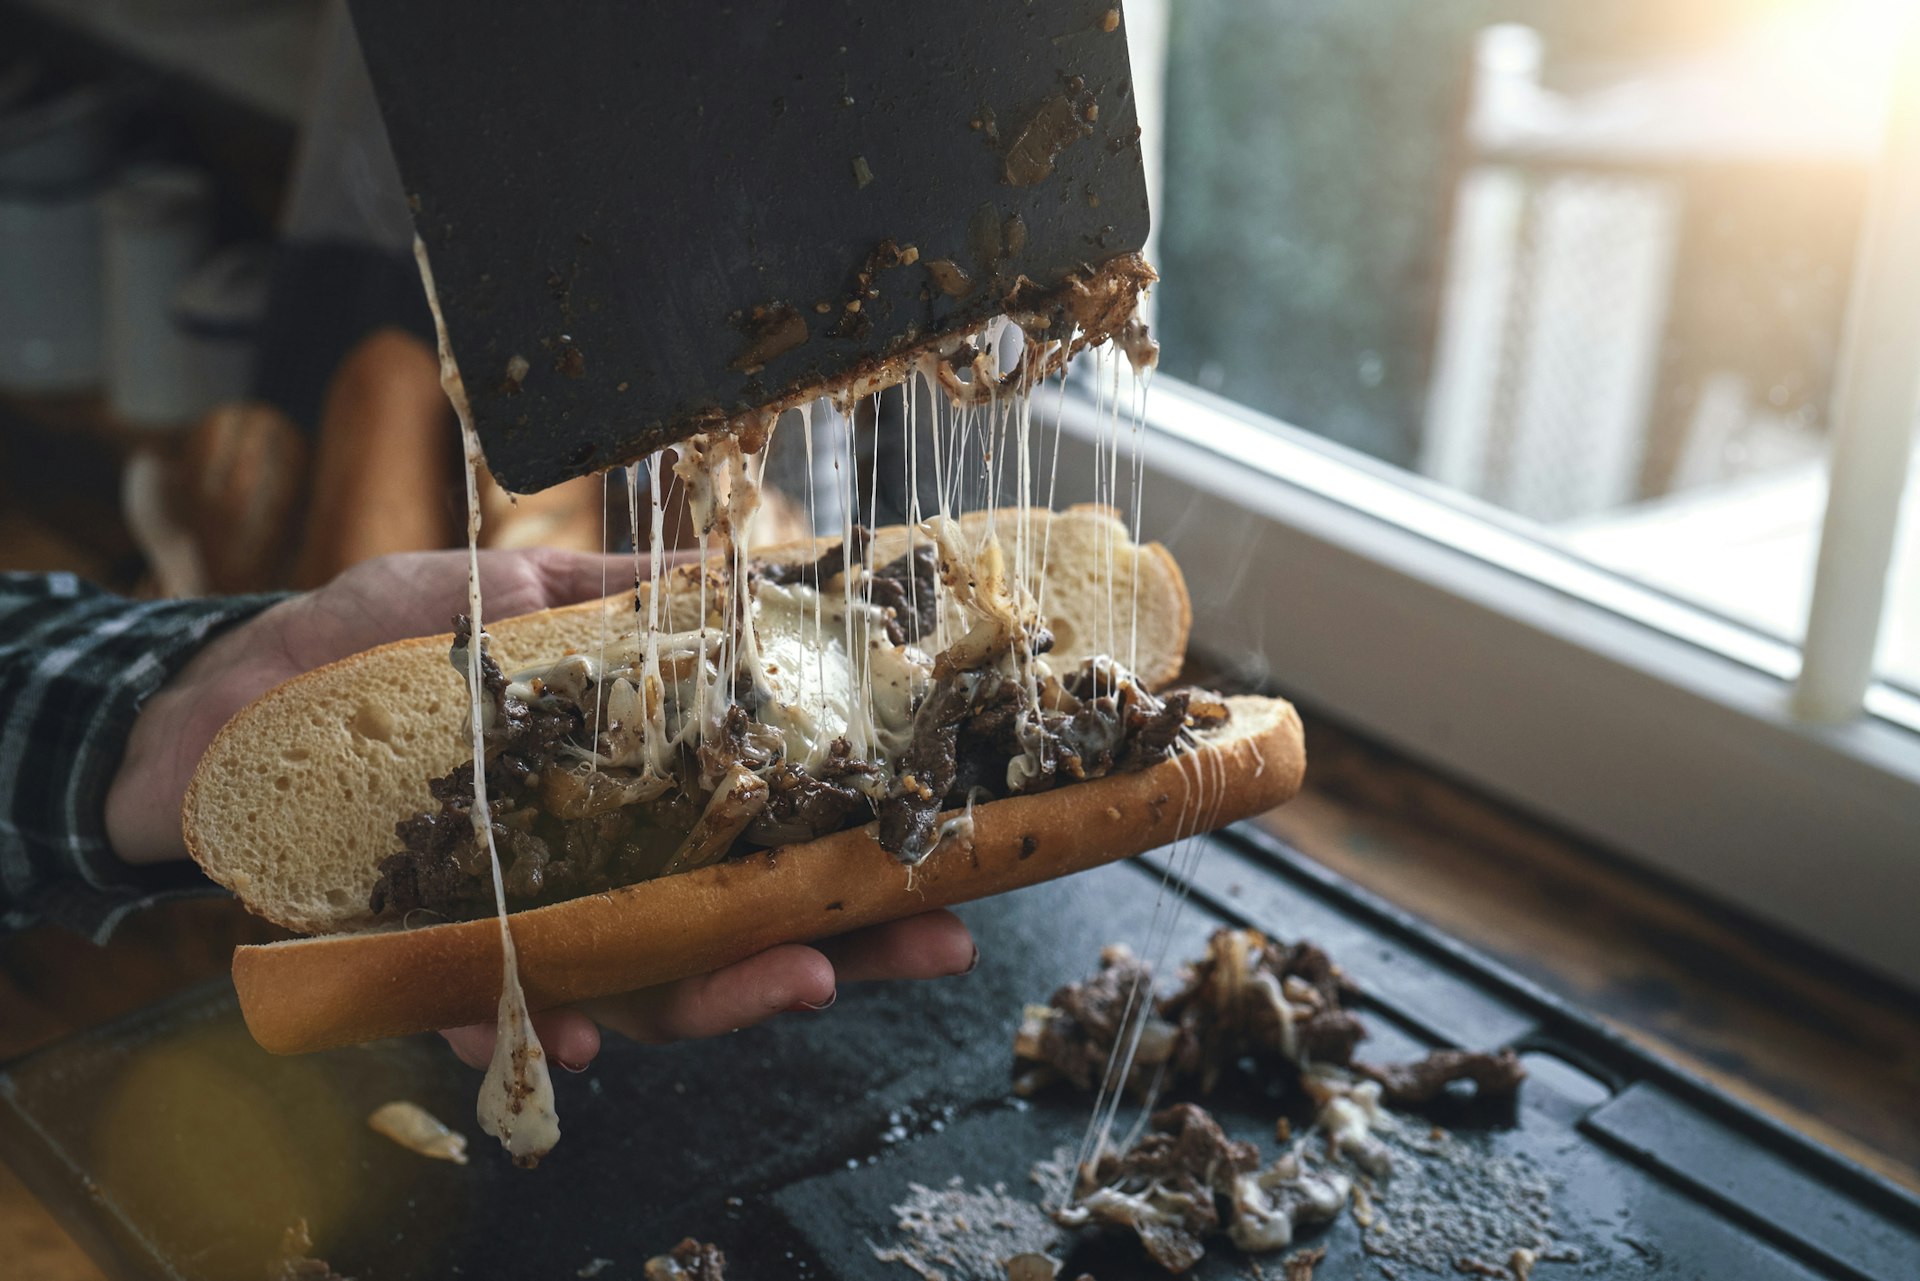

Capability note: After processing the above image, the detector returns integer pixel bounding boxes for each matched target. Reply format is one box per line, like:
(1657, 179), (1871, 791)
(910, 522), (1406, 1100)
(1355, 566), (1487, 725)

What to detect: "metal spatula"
(346, 0), (1152, 493)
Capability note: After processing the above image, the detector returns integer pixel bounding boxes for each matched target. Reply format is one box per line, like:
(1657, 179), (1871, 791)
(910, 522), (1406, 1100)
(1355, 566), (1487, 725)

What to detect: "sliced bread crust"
(232, 695), (1303, 1053)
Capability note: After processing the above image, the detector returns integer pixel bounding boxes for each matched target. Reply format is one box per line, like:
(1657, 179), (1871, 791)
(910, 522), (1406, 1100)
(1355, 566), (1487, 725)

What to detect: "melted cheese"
(408, 231), (1155, 1171)
(747, 580), (928, 767)
(415, 235), (559, 1167)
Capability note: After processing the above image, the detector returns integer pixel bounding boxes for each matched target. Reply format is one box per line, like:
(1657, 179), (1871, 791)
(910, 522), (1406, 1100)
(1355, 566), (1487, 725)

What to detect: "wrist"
(104, 598), (299, 865)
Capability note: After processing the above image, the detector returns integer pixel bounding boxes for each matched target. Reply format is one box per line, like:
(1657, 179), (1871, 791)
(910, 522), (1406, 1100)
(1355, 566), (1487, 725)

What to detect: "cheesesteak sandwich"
(186, 505), (1304, 1056)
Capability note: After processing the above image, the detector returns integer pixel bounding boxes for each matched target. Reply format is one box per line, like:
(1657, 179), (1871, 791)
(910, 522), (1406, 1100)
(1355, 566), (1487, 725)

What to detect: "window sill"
(1251, 712), (1920, 1194)
(1049, 376), (1920, 986)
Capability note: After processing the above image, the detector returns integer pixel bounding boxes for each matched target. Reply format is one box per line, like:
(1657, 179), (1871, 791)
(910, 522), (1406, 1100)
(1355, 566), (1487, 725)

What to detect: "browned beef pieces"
(1049, 671), (1216, 782)
(878, 665), (1223, 861)
(764, 529), (940, 645)
(1018, 929), (1525, 1124)
(1014, 944), (1173, 1097)
(1065, 1103), (1260, 1273)
(695, 703), (781, 789)
(863, 543), (941, 644)
(371, 634), (585, 919)
(1354, 1047), (1527, 1105)
(875, 672), (986, 859)
(555, 809), (640, 884)
(368, 829), (485, 919)
(1013, 931), (1368, 1103)
(1162, 930), (1368, 1090)
(450, 614), (507, 705)
(1123, 688), (1193, 767)
(761, 524), (868, 590)
(749, 761), (872, 845)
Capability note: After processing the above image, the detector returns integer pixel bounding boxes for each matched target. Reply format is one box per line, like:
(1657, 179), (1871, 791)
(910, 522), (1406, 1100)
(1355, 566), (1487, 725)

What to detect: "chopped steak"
(1059, 1103), (1351, 1273)
(1354, 1048), (1527, 1106)
(864, 544), (942, 644)
(759, 528), (938, 644)
(1057, 1104), (1257, 1272)
(750, 760), (872, 845)
(1161, 929), (1368, 1090)
(1013, 944), (1175, 1098)
(761, 524), (867, 590)
(876, 670), (983, 857)
(1015, 929), (1524, 1114)
(371, 533), (1229, 923)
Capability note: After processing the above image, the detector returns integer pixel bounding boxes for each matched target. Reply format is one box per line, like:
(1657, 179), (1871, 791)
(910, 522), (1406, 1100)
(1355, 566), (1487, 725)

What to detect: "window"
(1071, 0), (1920, 984)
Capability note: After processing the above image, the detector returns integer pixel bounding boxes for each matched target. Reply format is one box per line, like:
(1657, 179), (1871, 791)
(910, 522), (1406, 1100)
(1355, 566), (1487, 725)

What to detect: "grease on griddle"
(729, 302), (809, 373)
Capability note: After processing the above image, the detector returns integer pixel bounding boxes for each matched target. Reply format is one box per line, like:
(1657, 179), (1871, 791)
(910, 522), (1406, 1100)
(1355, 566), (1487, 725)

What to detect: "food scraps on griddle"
(1014, 928), (1526, 1107)
(366, 1100), (469, 1164)
(1055, 1104), (1350, 1271)
(644, 1238), (727, 1281)
(999, 929), (1536, 1275)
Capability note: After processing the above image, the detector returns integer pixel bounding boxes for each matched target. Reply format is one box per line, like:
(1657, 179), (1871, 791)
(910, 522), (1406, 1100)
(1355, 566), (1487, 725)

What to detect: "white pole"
(1123, 0), (1169, 327)
(1793, 18), (1920, 724)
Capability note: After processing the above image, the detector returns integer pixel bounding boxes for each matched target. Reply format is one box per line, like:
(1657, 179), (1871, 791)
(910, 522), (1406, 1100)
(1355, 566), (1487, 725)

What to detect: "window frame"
(1045, 376), (1920, 986)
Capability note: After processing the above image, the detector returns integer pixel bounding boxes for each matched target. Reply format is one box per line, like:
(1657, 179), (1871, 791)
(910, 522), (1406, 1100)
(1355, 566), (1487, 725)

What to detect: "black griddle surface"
(3, 826), (1916, 1280)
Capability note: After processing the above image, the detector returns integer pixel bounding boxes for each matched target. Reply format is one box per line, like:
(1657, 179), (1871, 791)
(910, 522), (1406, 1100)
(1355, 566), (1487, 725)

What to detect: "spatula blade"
(348, 0), (1151, 492)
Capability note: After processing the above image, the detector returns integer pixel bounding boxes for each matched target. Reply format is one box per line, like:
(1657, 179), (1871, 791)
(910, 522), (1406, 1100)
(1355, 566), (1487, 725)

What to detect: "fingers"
(582, 915), (976, 1046)
(436, 914), (978, 1069)
(581, 944), (837, 1045)
(519, 546), (699, 610)
(817, 910), (977, 982)
(521, 549), (648, 608)
(439, 1007), (602, 1072)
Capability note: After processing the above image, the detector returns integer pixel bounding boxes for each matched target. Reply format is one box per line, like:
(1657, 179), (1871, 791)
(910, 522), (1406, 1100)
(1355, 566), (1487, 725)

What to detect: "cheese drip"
(414, 235), (559, 1167)
(398, 246), (1158, 1168)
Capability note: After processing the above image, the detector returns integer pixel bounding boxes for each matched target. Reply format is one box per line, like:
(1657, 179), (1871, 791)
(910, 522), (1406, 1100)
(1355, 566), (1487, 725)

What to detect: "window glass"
(1153, 0), (1913, 684)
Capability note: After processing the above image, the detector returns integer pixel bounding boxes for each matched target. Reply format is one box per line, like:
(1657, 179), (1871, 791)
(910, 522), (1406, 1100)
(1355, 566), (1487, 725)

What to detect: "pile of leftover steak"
(1355, 1046), (1526, 1107)
(1015, 928), (1525, 1106)
(1020, 930), (1528, 1273)
(368, 531), (1228, 923)
(643, 1239), (726, 1281)
(1055, 1104), (1349, 1273)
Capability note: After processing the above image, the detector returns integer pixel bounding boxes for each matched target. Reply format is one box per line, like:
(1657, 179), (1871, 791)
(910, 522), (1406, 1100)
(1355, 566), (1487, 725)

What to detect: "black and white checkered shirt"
(0, 573), (287, 940)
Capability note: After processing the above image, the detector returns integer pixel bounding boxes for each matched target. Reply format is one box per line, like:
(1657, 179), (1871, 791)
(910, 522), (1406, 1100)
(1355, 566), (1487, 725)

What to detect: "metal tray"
(3, 825), (1915, 1279)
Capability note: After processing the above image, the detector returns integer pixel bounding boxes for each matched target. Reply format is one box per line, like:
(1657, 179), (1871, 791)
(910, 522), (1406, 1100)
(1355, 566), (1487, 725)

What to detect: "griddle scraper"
(346, 0), (1153, 493)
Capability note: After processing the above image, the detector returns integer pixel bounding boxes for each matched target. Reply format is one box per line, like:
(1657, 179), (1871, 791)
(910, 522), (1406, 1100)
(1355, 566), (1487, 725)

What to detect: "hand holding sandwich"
(103, 548), (978, 1070)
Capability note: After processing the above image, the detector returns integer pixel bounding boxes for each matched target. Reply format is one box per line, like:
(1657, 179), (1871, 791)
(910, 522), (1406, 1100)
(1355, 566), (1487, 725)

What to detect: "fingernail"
(788, 989), (837, 1013)
(555, 1057), (590, 1073)
(962, 945), (981, 975)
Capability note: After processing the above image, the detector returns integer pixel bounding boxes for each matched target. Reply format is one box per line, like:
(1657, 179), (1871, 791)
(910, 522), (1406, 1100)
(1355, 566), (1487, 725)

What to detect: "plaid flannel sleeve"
(0, 573), (290, 941)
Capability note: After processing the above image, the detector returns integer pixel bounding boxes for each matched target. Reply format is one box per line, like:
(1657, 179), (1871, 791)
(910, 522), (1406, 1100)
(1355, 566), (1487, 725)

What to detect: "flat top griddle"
(2, 825), (1915, 1280)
